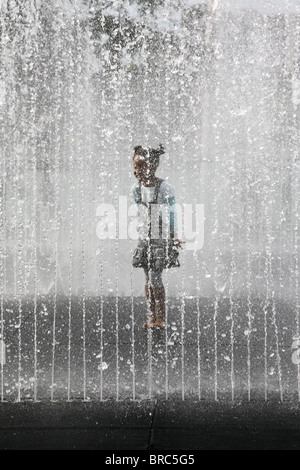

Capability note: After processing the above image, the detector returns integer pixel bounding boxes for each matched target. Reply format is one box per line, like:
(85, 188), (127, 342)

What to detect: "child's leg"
(152, 286), (165, 326)
(145, 284), (156, 319)
(149, 270), (165, 327)
(143, 268), (156, 328)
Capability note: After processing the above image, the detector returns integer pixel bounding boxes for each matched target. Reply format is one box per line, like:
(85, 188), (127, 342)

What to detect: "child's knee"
(149, 271), (163, 288)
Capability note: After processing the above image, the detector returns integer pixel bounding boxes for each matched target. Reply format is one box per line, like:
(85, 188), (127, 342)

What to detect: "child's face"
(133, 154), (157, 183)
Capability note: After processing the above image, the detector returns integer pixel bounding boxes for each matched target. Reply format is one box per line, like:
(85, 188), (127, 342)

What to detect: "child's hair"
(133, 144), (165, 166)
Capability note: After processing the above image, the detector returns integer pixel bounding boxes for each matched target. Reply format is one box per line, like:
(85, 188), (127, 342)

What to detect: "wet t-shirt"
(130, 180), (177, 240)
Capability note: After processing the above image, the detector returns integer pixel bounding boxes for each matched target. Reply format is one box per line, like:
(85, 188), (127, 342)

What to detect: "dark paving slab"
(0, 401), (155, 450)
(151, 398), (300, 450)
(0, 399), (300, 449)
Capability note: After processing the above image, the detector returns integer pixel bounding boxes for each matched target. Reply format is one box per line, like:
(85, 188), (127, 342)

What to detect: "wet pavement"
(0, 399), (300, 449)
(0, 295), (299, 449)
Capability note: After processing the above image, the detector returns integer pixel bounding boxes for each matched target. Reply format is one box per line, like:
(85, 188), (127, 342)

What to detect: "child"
(130, 144), (184, 328)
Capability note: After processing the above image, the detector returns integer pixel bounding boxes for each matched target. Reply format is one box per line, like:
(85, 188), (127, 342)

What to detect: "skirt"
(132, 238), (180, 270)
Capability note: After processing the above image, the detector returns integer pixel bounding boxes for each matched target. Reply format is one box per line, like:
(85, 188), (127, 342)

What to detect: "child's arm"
(163, 184), (185, 247)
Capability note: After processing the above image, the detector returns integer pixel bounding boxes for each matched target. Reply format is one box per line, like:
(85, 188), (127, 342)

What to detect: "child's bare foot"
(152, 319), (165, 328)
(142, 315), (155, 328)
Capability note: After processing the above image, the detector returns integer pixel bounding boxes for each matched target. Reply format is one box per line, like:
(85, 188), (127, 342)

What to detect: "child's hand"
(173, 239), (185, 249)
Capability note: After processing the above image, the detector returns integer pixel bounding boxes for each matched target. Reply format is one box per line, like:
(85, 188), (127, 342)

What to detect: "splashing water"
(0, 0), (299, 402)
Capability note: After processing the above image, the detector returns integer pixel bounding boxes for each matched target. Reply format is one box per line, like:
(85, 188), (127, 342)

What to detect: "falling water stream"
(0, 0), (299, 402)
